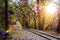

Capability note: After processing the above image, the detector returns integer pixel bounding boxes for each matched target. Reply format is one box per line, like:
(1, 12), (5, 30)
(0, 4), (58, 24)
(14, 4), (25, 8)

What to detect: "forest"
(0, 0), (60, 39)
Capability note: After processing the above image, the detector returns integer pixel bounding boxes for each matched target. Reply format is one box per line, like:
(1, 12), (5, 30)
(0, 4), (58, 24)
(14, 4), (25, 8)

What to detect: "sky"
(12, 0), (36, 4)
(12, 0), (19, 3)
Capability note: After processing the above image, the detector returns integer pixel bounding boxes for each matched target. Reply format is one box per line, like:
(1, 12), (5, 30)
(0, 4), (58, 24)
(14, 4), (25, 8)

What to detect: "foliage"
(0, 0), (19, 30)
(8, 0), (19, 12)
(0, 0), (5, 28)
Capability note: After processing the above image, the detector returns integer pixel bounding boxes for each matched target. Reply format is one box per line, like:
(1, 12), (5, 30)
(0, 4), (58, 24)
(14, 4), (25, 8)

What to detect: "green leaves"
(8, 0), (19, 12)
(0, 0), (5, 27)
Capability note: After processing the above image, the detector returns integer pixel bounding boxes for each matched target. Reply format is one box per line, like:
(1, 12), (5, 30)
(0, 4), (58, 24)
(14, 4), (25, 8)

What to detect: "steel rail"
(23, 28), (51, 40)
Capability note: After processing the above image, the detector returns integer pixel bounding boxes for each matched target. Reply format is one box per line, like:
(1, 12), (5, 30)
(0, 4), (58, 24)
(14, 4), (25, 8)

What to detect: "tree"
(0, 0), (5, 29)
(57, 3), (60, 33)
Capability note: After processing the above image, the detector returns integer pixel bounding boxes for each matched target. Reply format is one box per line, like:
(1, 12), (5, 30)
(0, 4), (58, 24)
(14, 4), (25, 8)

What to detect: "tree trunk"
(57, 5), (60, 34)
(4, 0), (8, 40)
(57, 16), (60, 34)
(37, 0), (42, 30)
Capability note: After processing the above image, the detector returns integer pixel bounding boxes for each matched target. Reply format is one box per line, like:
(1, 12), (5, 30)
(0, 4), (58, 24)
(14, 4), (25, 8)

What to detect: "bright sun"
(46, 3), (57, 14)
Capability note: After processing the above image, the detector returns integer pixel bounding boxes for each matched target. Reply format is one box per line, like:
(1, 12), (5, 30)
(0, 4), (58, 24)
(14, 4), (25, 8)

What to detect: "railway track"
(34, 30), (60, 40)
(24, 28), (60, 40)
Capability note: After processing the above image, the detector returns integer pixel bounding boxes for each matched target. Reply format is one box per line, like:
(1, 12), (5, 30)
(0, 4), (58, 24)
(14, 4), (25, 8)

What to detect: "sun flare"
(45, 3), (57, 14)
